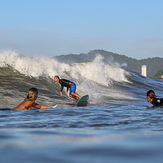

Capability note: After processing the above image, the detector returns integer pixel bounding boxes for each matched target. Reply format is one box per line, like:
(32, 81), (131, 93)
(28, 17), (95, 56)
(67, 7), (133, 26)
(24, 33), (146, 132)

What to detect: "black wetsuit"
(59, 79), (72, 92)
(59, 79), (77, 95)
(152, 98), (163, 107)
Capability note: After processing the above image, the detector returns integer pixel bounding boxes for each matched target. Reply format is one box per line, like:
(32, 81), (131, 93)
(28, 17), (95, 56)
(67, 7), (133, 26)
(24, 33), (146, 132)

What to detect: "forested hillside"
(54, 50), (163, 77)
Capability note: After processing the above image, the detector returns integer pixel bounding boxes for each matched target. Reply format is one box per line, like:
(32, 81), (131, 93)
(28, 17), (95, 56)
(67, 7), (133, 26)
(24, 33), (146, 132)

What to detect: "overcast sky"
(0, 0), (163, 59)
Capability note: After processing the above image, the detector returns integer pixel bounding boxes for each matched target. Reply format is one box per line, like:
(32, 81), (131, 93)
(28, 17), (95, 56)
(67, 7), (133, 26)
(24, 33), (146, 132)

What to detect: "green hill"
(153, 69), (163, 79)
(54, 49), (163, 77)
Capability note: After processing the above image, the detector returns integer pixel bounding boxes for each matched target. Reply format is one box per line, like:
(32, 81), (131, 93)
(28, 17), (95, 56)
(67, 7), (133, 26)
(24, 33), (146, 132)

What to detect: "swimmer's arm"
(59, 85), (64, 96)
(32, 102), (51, 109)
(67, 87), (69, 92)
(60, 85), (64, 93)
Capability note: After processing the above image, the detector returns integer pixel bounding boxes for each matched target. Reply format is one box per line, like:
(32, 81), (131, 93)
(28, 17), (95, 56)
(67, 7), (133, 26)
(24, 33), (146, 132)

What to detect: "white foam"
(0, 50), (134, 102)
(0, 50), (130, 82)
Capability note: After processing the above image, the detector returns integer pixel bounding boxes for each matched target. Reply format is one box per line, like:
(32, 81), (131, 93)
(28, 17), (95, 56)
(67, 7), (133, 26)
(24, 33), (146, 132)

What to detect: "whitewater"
(1, 50), (163, 163)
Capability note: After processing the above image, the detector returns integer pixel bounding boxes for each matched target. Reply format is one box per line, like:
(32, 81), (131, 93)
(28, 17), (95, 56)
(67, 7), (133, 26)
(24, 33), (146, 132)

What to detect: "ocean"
(0, 50), (163, 163)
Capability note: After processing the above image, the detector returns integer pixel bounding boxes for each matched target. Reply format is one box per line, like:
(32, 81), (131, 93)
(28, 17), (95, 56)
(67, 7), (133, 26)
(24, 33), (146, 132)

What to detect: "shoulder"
(152, 98), (163, 106)
(59, 79), (64, 82)
(20, 99), (32, 108)
(60, 79), (70, 83)
(12, 99), (32, 110)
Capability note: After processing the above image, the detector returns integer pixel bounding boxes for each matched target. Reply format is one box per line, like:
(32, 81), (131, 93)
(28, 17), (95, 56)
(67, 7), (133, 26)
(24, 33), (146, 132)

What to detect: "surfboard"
(77, 94), (89, 106)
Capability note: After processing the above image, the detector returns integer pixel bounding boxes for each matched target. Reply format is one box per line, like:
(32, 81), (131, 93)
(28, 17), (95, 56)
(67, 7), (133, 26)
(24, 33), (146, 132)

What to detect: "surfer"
(11, 88), (52, 110)
(146, 90), (163, 107)
(54, 76), (81, 100)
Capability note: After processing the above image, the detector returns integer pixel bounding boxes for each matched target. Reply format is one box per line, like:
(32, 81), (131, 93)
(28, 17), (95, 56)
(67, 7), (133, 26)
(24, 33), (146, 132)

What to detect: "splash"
(73, 55), (130, 85)
(0, 50), (134, 103)
(0, 50), (59, 78)
(0, 50), (130, 83)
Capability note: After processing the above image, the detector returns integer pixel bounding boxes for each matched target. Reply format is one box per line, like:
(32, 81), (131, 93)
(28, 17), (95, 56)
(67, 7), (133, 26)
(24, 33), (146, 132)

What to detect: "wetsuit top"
(59, 79), (72, 92)
(152, 98), (163, 107)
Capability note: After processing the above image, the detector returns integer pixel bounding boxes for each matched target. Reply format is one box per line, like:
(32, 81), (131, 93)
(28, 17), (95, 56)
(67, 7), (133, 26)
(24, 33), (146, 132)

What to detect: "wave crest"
(0, 50), (130, 85)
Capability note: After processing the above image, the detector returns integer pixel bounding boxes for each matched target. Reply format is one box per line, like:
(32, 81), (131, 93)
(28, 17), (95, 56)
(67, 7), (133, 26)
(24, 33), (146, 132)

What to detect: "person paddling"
(146, 90), (163, 107)
(11, 88), (52, 110)
(54, 76), (81, 100)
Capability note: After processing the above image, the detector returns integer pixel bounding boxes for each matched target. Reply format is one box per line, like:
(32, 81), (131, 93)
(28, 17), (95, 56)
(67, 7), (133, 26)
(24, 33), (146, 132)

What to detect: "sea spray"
(0, 50), (130, 83)
(0, 50), (135, 105)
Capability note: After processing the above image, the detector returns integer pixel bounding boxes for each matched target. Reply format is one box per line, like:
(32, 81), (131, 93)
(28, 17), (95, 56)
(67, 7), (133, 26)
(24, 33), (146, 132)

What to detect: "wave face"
(1, 50), (163, 108)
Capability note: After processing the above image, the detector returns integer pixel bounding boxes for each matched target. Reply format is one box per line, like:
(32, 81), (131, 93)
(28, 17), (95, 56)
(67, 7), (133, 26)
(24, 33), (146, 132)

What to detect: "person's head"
(54, 75), (60, 82)
(26, 88), (38, 101)
(146, 90), (156, 103)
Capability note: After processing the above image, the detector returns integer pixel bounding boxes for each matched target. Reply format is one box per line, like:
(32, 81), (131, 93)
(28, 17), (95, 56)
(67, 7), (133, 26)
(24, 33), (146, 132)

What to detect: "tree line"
(54, 49), (163, 78)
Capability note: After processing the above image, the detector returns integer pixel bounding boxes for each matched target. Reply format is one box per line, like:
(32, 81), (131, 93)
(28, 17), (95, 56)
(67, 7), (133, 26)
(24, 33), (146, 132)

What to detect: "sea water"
(0, 50), (163, 163)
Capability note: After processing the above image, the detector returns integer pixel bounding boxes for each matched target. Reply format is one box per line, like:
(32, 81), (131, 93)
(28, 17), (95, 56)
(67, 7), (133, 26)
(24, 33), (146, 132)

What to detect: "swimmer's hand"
(60, 92), (63, 96)
(66, 91), (68, 94)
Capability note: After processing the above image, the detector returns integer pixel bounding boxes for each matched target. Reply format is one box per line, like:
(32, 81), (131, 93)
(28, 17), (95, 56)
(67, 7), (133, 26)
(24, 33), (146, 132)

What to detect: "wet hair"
(146, 90), (156, 99)
(54, 75), (60, 80)
(26, 88), (38, 101)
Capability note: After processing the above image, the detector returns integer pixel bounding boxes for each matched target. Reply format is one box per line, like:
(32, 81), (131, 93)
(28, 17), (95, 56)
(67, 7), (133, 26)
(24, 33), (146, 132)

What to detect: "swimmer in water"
(11, 88), (52, 110)
(146, 90), (163, 107)
(54, 76), (81, 100)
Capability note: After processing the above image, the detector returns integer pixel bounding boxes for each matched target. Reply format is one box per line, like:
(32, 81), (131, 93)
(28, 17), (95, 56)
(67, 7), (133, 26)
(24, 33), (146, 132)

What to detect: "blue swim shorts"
(69, 82), (76, 95)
